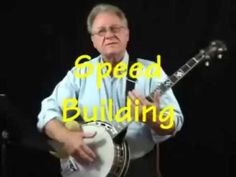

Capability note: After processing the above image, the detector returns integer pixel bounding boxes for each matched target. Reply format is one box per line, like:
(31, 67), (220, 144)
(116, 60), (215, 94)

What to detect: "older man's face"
(91, 12), (129, 60)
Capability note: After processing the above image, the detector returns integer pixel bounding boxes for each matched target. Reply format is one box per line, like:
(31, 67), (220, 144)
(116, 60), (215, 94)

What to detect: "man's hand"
(128, 89), (160, 123)
(45, 119), (97, 165)
(62, 130), (97, 165)
(128, 89), (175, 135)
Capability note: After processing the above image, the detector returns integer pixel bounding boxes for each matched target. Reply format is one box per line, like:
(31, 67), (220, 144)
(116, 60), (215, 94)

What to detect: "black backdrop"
(0, 0), (236, 177)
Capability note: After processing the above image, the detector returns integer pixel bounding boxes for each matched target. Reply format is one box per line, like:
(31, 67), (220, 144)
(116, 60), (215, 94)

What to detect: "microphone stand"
(0, 94), (9, 177)
(1, 130), (8, 177)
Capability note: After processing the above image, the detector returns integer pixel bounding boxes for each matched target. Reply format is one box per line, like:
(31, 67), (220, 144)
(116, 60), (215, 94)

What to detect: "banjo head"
(61, 124), (115, 177)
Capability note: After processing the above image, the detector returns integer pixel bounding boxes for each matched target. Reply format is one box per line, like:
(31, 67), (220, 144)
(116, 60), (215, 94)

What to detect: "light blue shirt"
(37, 52), (184, 159)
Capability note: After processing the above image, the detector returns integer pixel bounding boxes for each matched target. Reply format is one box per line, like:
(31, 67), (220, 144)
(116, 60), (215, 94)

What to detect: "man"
(37, 3), (183, 177)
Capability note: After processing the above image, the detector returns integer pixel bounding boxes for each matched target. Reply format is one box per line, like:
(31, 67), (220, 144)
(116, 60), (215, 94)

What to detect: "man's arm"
(37, 69), (96, 164)
(44, 118), (71, 143)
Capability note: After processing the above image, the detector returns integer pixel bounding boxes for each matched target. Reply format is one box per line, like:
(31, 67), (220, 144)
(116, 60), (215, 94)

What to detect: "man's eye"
(98, 29), (106, 35)
(112, 26), (123, 33)
(111, 27), (119, 32)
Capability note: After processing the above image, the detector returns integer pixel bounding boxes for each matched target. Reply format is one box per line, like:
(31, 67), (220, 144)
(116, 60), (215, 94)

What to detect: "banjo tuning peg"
(205, 61), (210, 67)
(217, 54), (223, 59)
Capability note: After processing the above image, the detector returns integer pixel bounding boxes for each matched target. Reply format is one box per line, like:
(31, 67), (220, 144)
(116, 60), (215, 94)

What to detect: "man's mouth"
(106, 42), (118, 46)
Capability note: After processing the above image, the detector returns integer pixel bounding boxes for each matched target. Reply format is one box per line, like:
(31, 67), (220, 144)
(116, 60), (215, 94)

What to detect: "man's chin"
(104, 50), (124, 59)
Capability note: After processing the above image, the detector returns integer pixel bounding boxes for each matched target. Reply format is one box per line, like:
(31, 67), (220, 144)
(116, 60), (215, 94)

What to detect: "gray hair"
(87, 3), (128, 34)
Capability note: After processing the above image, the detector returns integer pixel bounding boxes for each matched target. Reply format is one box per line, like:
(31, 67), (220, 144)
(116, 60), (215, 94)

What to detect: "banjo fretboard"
(113, 40), (227, 137)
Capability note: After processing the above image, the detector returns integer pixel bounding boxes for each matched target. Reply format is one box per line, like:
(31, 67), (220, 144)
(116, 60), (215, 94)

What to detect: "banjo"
(49, 40), (227, 177)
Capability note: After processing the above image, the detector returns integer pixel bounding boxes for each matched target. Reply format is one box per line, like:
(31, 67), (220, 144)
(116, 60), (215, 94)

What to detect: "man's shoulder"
(89, 56), (100, 63)
(82, 55), (100, 64)
(136, 58), (157, 68)
(70, 55), (100, 70)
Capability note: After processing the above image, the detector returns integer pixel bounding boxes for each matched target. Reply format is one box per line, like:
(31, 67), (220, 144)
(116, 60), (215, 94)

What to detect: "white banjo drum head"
(61, 124), (115, 177)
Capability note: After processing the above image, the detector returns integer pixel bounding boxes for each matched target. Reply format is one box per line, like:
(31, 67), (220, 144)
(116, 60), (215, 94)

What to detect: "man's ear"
(91, 35), (97, 49)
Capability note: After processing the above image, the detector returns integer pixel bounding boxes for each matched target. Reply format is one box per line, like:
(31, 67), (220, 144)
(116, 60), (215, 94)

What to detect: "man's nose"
(104, 29), (115, 38)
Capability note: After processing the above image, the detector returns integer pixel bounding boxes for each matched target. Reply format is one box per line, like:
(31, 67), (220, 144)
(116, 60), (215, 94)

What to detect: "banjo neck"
(113, 40), (227, 138)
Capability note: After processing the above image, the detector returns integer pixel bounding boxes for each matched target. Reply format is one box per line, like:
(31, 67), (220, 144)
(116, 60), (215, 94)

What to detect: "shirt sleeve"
(149, 67), (184, 144)
(37, 68), (80, 132)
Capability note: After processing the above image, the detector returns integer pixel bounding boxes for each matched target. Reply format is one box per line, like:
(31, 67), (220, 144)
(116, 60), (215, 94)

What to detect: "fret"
(186, 59), (197, 67)
(185, 63), (191, 68)
(169, 75), (178, 83)
(181, 64), (190, 73)
(192, 57), (199, 62)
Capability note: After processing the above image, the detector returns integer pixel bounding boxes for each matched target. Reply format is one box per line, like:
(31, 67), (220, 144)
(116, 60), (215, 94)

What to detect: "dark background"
(0, 0), (236, 177)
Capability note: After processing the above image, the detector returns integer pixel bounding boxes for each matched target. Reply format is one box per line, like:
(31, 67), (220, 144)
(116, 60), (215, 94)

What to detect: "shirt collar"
(99, 51), (129, 75)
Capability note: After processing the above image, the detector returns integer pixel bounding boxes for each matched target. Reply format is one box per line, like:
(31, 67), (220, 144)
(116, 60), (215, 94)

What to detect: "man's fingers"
(82, 131), (97, 138)
(129, 90), (150, 106)
(128, 91), (136, 102)
(76, 148), (94, 163)
(128, 90), (143, 105)
(132, 90), (150, 105)
(154, 90), (160, 106)
(82, 144), (96, 159)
